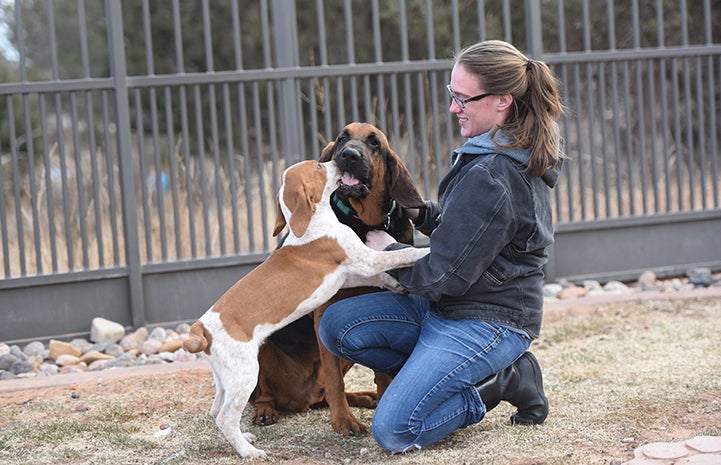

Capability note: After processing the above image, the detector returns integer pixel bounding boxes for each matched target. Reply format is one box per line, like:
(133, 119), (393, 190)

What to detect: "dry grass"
(1, 295), (720, 464)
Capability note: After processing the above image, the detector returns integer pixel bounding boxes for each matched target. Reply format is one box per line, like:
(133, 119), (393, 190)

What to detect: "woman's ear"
(496, 94), (513, 112)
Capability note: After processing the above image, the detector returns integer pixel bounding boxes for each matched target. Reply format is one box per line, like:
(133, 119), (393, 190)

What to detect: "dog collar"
(383, 199), (397, 230)
(332, 192), (357, 218)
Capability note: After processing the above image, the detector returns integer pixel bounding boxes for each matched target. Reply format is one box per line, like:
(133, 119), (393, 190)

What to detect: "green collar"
(332, 192), (356, 217)
(332, 192), (398, 230)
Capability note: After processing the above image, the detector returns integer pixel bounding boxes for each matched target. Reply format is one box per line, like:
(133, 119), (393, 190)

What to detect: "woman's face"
(448, 63), (509, 139)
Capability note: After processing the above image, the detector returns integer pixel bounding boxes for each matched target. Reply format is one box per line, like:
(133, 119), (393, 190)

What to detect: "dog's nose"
(338, 147), (362, 164)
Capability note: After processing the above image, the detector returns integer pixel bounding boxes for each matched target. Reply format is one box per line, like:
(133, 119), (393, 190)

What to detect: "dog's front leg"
(342, 273), (405, 293)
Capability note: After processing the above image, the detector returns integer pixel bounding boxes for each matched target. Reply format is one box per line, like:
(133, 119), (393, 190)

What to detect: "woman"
(319, 40), (564, 453)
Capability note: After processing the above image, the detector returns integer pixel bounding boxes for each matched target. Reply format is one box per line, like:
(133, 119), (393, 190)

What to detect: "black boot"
(475, 351), (548, 425)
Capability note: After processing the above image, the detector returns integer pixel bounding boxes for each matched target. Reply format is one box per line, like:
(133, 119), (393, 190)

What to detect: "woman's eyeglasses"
(446, 84), (493, 109)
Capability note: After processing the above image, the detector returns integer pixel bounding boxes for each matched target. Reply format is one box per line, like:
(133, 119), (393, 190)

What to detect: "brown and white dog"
(252, 123), (425, 436)
(183, 160), (428, 459)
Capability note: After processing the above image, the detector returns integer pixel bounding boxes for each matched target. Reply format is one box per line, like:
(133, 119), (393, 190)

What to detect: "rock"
(148, 327), (167, 342)
(0, 353), (21, 371)
(80, 351), (115, 364)
(603, 280), (631, 294)
(173, 349), (196, 362)
(559, 285), (589, 299)
(48, 340), (82, 361)
(37, 363), (59, 377)
(157, 351), (175, 362)
(543, 283), (563, 298)
(102, 352), (136, 369)
(105, 343), (125, 358)
(59, 364), (87, 375)
(88, 359), (111, 371)
(10, 359), (35, 375)
(141, 339), (163, 355)
(687, 267), (713, 287)
(22, 341), (46, 358)
(55, 354), (82, 367)
(637, 270), (657, 291)
(158, 339), (184, 353)
(0, 370), (16, 380)
(120, 327), (148, 352)
(176, 323), (191, 335)
(90, 341), (112, 353)
(69, 338), (94, 354)
(0, 343), (10, 357)
(10, 345), (27, 360)
(90, 317), (125, 343)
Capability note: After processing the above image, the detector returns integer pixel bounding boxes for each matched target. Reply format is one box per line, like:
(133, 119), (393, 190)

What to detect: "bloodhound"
(251, 122), (425, 435)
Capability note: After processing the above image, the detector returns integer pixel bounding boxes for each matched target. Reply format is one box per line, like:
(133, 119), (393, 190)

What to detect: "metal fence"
(1, 0), (720, 342)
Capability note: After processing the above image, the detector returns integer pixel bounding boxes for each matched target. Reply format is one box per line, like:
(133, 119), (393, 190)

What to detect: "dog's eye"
(367, 134), (381, 150)
(336, 134), (348, 145)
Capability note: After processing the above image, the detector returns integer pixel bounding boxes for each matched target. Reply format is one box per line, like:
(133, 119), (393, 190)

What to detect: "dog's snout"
(339, 147), (361, 163)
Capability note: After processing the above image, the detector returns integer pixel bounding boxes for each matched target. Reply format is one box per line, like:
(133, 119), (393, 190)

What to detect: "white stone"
(90, 317), (126, 343)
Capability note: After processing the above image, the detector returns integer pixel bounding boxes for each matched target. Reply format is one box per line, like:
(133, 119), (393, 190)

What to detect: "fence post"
(524, 0), (544, 57)
(272, 0), (304, 165)
(106, 0), (145, 328)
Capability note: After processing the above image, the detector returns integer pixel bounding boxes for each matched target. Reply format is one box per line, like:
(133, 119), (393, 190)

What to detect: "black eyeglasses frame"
(446, 84), (493, 109)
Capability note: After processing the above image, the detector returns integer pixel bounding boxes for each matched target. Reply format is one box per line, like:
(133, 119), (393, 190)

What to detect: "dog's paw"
(376, 273), (406, 294)
(252, 406), (278, 426)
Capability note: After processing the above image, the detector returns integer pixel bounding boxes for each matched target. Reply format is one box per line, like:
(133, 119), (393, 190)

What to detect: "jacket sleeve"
(394, 163), (518, 302)
(412, 200), (442, 236)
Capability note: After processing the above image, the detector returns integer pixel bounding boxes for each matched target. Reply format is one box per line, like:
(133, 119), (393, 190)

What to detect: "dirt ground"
(1, 287), (720, 465)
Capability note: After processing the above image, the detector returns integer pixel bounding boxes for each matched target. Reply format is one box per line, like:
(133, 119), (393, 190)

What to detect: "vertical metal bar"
(272, 0), (303, 166)
(694, 57), (706, 209)
(251, 82), (269, 250)
(8, 97), (26, 275)
(344, 0), (359, 122)
(502, 0), (511, 43)
(39, 95), (59, 271)
(671, 58), (683, 210)
(371, 0), (386, 130)
(55, 93), (73, 269)
(222, 83), (239, 253)
(192, 85), (211, 257)
(524, 0), (543, 57)
(208, 83), (226, 255)
(106, 0), (144, 327)
(703, 0), (718, 208)
(85, 89), (104, 267)
(23, 95), (42, 274)
(621, 60), (635, 215)
(143, 0), (167, 261)
(101, 91), (120, 265)
(0, 127), (9, 276)
(631, 0), (648, 214)
(646, 59), (660, 213)
(70, 93), (90, 268)
(163, 87), (182, 259)
(134, 90), (152, 261)
(598, 62), (611, 218)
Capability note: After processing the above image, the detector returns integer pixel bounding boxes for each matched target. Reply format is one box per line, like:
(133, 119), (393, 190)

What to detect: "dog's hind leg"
(214, 356), (267, 458)
(209, 364), (224, 418)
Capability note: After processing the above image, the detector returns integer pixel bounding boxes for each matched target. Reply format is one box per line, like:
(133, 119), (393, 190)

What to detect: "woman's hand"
(365, 230), (397, 250)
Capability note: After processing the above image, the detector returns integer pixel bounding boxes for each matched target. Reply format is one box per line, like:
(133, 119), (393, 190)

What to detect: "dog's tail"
(183, 321), (211, 354)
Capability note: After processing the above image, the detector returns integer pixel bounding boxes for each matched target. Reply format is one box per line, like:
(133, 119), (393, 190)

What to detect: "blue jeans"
(318, 291), (530, 453)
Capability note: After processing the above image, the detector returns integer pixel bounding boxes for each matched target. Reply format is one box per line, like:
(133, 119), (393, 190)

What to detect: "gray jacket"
(389, 130), (561, 339)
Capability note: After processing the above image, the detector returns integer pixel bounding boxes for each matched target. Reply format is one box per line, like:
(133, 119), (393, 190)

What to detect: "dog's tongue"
(341, 172), (360, 186)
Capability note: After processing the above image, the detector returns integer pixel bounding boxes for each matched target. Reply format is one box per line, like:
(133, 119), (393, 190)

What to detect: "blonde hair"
(455, 40), (565, 176)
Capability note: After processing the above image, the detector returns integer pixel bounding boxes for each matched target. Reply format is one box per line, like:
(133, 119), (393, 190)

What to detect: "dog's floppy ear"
(282, 175), (320, 237)
(319, 141), (336, 162)
(385, 148), (425, 208)
(272, 194), (287, 237)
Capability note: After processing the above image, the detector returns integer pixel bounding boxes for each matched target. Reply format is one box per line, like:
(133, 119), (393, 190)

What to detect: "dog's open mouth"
(337, 170), (370, 199)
